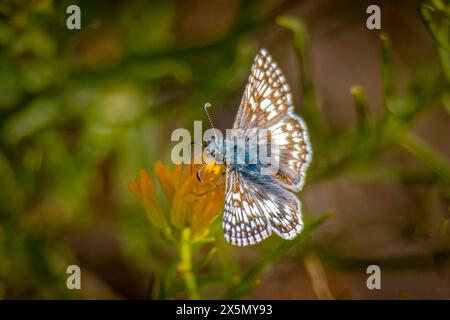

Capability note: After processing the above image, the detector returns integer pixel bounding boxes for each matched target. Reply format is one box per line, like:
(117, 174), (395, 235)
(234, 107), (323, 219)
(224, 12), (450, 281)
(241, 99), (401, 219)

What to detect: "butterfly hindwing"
(223, 167), (303, 246)
(259, 180), (304, 240)
(223, 167), (272, 246)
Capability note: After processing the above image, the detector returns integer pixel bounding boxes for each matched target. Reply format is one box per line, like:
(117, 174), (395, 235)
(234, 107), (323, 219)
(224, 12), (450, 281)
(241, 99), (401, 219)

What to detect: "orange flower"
(129, 161), (225, 240)
(128, 170), (167, 230)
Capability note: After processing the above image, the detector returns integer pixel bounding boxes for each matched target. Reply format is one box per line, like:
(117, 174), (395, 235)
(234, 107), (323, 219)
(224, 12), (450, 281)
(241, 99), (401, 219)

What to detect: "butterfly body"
(208, 48), (312, 246)
(205, 136), (264, 169)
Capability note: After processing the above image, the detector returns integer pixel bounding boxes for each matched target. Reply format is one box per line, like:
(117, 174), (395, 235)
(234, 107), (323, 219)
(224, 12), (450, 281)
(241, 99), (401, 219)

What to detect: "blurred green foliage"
(0, 0), (448, 299)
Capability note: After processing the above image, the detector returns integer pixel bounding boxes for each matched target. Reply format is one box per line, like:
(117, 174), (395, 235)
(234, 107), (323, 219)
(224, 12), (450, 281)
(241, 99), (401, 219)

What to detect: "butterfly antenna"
(203, 103), (218, 141)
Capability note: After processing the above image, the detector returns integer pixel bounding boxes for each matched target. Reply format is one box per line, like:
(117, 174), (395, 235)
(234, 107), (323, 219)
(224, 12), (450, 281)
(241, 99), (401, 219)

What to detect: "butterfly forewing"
(233, 48), (293, 130)
(233, 48), (312, 190)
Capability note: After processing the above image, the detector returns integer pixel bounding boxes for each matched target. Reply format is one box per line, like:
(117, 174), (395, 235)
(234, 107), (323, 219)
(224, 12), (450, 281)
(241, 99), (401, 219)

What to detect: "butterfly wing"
(267, 114), (311, 191)
(260, 179), (303, 240)
(223, 167), (271, 246)
(233, 48), (293, 130)
(223, 167), (303, 246)
(233, 48), (312, 191)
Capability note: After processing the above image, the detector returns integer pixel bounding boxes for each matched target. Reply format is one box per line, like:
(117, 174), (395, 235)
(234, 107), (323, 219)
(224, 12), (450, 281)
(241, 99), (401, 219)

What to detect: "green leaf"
(420, 0), (450, 80)
(194, 247), (218, 272)
(159, 260), (177, 300)
(350, 86), (373, 160)
(380, 33), (395, 102)
(400, 132), (450, 184)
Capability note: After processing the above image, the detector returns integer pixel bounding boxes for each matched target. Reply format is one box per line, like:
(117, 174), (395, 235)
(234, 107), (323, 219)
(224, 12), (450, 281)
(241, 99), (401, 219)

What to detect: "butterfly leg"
(193, 169), (225, 196)
(192, 177), (224, 196)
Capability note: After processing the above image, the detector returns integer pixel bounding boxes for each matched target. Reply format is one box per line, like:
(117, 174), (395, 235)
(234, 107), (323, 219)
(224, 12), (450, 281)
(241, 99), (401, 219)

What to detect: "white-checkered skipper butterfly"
(203, 48), (312, 246)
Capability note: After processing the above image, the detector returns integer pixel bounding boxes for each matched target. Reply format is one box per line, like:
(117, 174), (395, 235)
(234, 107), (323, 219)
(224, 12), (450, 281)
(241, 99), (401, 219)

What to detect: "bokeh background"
(0, 0), (449, 299)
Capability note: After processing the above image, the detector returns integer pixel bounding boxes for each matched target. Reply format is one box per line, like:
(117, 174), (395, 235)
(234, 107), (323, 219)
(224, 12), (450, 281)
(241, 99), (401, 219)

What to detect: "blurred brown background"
(0, 0), (449, 299)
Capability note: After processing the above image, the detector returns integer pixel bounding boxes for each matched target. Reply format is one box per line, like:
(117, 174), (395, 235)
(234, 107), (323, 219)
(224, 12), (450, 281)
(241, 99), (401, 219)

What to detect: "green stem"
(399, 132), (450, 184)
(179, 228), (200, 299)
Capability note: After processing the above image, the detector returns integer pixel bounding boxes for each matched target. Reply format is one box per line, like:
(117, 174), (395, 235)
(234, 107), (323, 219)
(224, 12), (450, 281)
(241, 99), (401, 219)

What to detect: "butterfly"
(203, 48), (312, 246)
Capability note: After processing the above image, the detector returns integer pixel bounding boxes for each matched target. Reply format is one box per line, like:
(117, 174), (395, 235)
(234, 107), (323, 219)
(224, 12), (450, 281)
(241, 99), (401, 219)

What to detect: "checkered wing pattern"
(233, 48), (311, 191)
(223, 48), (311, 246)
(223, 167), (303, 246)
(223, 167), (271, 246)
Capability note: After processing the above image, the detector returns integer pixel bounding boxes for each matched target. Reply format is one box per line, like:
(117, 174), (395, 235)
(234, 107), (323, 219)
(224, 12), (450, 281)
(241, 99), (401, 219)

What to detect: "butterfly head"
(204, 136), (225, 164)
